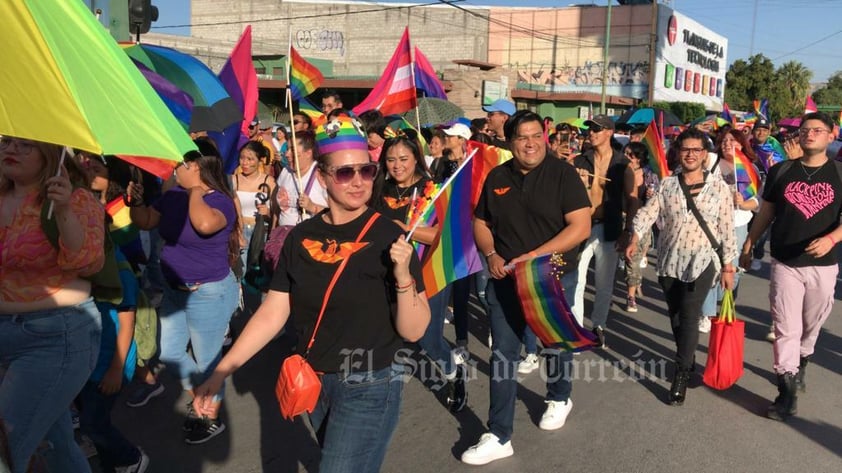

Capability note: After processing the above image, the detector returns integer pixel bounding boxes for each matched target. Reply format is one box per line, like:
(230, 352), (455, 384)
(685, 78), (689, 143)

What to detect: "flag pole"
(287, 28), (306, 218)
(406, 148), (478, 240)
(406, 28), (422, 132)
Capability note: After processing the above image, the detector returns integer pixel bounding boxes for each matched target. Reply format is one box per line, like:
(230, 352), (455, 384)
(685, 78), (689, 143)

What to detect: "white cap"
(444, 123), (471, 140)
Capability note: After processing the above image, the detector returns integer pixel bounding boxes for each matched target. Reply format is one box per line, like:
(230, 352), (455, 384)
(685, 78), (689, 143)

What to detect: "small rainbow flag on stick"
(642, 120), (669, 179)
(105, 196), (146, 267)
(288, 46), (324, 101)
(733, 149), (760, 200)
(511, 253), (598, 352)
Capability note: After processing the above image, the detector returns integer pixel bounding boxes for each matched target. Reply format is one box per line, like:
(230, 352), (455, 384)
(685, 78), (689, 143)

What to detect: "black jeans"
(658, 264), (716, 371)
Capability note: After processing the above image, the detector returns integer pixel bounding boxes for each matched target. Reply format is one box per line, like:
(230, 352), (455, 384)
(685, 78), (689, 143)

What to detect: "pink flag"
(804, 95), (818, 114)
(219, 26), (258, 137)
(352, 28), (417, 116)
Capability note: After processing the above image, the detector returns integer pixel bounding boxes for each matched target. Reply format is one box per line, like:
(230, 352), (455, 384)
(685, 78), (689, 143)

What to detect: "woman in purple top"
(128, 139), (240, 444)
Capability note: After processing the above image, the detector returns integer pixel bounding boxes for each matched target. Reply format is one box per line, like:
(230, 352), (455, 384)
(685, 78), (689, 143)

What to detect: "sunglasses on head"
(324, 162), (379, 184)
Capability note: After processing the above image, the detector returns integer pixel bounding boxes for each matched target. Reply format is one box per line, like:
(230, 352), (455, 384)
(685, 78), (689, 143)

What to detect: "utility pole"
(600, 1), (613, 114)
(749, 0), (759, 55)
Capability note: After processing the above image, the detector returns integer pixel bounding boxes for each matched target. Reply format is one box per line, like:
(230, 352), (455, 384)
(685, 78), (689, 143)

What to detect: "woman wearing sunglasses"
(193, 116), (430, 472)
(0, 137), (105, 472)
(127, 139), (240, 445)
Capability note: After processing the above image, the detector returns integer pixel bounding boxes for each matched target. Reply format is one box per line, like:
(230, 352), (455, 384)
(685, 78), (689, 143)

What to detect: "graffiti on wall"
(518, 60), (649, 86)
(295, 29), (345, 57)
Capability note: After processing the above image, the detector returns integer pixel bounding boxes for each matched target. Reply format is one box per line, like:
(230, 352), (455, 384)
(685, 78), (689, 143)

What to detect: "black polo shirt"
(475, 154), (591, 273)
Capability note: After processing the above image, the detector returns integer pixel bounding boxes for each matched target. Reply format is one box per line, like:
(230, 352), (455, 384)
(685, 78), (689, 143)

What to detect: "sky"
(153, 0), (842, 82)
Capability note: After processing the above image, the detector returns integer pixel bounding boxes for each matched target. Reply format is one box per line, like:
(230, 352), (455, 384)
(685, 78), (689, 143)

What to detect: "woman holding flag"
(698, 129), (759, 333)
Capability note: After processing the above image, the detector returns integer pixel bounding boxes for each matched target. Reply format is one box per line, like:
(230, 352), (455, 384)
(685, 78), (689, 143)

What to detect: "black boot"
(767, 373), (797, 421)
(795, 356), (810, 392)
(669, 368), (690, 406)
(447, 365), (467, 413)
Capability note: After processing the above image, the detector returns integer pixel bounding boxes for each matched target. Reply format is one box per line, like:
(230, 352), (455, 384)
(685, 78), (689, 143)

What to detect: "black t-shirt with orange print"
(374, 177), (435, 223)
(475, 154), (591, 274)
(270, 207), (424, 373)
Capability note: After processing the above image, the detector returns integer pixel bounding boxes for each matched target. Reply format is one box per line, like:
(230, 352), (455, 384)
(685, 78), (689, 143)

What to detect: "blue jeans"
(486, 270), (578, 443)
(0, 300), (101, 473)
(78, 382), (140, 470)
(701, 223), (748, 317)
(159, 271), (238, 398)
(309, 364), (404, 473)
(418, 289), (457, 377)
(573, 223), (619, 328)
(523, 326), (538, 355)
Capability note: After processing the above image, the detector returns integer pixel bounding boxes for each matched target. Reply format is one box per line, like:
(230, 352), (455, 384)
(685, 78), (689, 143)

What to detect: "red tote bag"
(703, 290), (745, 390)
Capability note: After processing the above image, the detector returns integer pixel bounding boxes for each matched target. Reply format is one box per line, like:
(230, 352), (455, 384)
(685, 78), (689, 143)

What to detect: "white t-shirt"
(274, 162), (328, 226)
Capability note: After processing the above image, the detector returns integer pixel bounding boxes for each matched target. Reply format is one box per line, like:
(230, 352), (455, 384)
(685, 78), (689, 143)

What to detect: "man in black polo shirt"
(573, 114), (628, 348)
(462, 111), (591, 465)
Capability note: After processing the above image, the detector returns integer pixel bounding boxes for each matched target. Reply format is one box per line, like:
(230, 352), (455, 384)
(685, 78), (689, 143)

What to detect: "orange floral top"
(0, 189), (105, 303)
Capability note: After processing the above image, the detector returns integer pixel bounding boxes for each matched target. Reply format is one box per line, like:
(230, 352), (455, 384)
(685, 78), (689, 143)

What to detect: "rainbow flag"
(733, 149), (760, 200)
(642, 120), (669, 179)
(420, 155), (483, 297)
(466, 140), (513, 208)
(288, 46), (324, 101)
(511, 253), (598, 352)
(298, 96), (326, 128)
(105, 197), (146, 267)
(754, 135), (786, 171)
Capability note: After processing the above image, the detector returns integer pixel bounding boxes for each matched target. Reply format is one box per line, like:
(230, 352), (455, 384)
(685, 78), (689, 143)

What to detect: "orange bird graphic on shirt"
(383, 196), (410, 209)
(493, 186), (511, 196)
(302, 238), (370, 264)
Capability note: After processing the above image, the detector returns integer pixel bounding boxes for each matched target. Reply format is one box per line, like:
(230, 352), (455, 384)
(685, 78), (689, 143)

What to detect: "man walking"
(741, 112), (842, 421)
(463, 111), (590, 465)
(573, 115), (628, 347)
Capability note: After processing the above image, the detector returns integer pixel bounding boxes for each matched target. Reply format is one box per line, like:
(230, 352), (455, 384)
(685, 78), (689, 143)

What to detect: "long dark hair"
(370, 133), (430, 208)
(190, 138), (241, 267)
(238, 140), (271, 170)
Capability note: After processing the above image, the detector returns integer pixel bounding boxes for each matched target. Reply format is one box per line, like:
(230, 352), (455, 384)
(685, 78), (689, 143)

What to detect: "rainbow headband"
(314, 116), (368, 156)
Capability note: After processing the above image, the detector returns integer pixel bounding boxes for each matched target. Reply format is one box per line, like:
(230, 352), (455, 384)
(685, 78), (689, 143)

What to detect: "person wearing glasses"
(482, 98), (516, 148)
(741, 112), (842, 422)
(193, 116), (430, 472)
(127, 139), (240, 444)
(0, 137), (105, 472)
(621, 142), (659, 313)
(572, 114), (628, 348)
(626, 128), (736, 406)
(292, 112), (312, 133)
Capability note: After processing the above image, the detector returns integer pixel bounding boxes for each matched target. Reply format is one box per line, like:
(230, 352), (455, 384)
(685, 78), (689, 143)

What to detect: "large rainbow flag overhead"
(511, 253), (598, 352)
(420, 155), (483, 297)
(642, 120), (669, 179)
(288, 46), (324, 101)
(733, 149), (760, 200)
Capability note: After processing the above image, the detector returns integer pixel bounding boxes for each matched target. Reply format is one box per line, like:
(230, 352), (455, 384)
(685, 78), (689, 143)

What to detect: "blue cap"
(482, 99), (516, 116)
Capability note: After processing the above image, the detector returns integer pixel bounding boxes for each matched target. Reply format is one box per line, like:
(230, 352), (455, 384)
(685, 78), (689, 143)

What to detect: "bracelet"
(485, 250), (497, 258)
(395, 278), (415, 290)
(826, 234), (837, 245)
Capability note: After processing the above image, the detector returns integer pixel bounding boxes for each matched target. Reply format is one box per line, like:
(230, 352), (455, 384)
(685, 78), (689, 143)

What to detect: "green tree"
(653, 101), (705, 123)
(724, 54), (776, 111)
(771, 61), (813, 118)
(812, 71), (842, 107)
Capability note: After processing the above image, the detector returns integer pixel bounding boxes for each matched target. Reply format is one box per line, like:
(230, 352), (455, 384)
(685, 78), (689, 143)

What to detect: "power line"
(771, 29), (842, 61)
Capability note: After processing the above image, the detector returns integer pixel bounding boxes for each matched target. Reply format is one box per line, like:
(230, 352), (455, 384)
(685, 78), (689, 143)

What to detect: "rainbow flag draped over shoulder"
(105, 196), (146, 267)
(512, 253), (598, 352)
(642, 120), (669, 179)
(466, 140), (513, 208)
(288, 46), (324, 101)
(733, 149), (760, 200)
(420, 155), (483, 297)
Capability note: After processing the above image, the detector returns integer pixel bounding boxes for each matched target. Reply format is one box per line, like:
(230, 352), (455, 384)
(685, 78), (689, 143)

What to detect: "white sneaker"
(640, 257), (648, 268)
(766, 323), (776, 342)
(461, 432), (514, 465)
(453, 346), (470, 365)
(517, 353), (540, 374)
(539, 399), (573, 431)
(698, 316), (712, 334)
(750, 259), (762, 271)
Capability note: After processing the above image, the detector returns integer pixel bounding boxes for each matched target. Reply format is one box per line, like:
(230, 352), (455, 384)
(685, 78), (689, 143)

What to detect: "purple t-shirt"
(153, 187), (236, 285)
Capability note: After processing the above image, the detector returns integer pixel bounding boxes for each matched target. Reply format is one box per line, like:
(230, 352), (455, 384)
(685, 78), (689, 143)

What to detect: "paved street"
(103, 253), (842, 472)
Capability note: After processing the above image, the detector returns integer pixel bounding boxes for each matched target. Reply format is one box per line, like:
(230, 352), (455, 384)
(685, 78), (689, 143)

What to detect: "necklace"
(395, 177), (419, 199)
(800, 160), (825, 181)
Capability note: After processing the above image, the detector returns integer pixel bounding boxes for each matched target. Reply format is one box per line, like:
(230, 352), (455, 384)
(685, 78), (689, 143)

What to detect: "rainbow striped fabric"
(512, 253), (598, 352)
(466, 140), (513, 208)
(314, 116), (368, 155)
(733, 149), (760, 200)
(105, 196), (146, 267)
(420, 157), (483, 297)
(298, 96), (326, 127)
(642, 120), (669, 179)
(288, 46), (324, 101)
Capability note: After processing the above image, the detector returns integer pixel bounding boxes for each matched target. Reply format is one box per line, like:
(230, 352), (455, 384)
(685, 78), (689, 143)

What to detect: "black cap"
(755, 118), (770, 129)
(584, 114), (615, 130)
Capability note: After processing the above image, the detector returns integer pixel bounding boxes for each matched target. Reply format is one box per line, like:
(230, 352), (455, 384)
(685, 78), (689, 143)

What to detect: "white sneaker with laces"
(698, 316), (712, 334)
(461, 432), (514, 465)
(539, 399), (573, 430)
(517, 353), (540, 374)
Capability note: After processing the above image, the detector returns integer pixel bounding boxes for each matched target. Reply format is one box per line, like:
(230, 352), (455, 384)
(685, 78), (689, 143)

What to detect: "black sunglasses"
(586, 125), (604, 134)
(324, 162), (379, 184)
